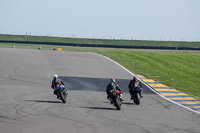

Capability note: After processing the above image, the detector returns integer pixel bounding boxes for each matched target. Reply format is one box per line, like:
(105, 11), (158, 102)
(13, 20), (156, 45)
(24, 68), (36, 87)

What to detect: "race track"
(0, 48), (200, 133)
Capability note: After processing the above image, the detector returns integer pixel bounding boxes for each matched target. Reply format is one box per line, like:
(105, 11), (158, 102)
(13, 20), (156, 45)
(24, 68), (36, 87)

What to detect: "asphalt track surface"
(0, 48), (200, 133)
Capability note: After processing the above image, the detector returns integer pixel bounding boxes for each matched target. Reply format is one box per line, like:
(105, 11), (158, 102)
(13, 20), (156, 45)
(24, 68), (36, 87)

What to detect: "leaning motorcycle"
(110, 90), (123, 110)
(131, 84), (142, 105)
(56, 85), (67, 103)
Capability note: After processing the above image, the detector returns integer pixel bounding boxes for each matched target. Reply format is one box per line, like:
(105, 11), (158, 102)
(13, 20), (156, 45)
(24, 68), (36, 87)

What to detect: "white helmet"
(53, 74), (58, 79)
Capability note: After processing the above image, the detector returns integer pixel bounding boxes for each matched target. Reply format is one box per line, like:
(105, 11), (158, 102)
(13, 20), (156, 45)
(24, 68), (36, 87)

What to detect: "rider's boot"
(110, 99), (113, 104)
(130, 95), (133, 100)
(140, 92), (143, 98)
(107, 96), (113, 104)
(120, 94), (124, 101)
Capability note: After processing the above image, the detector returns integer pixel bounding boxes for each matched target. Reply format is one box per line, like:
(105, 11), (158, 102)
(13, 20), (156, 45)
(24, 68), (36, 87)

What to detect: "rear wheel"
(134, 93), (140, 105)
(59, 91), (66, 103)
(114, 97), (121, 110)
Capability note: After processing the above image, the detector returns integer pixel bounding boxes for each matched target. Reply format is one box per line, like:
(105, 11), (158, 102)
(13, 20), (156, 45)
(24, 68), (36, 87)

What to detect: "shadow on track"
(122, 102), (135, 105)
(79, 106), (116, 110)
(103, 101), (134, 105)
(23, 100), (61, 103)
(60, 76), (155, 95)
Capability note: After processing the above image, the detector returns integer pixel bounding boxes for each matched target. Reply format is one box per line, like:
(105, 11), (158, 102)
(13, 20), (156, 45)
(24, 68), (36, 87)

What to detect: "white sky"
(0, 0), (200, 41)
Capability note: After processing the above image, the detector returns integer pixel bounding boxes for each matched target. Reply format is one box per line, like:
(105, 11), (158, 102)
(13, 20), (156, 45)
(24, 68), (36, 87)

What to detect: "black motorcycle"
(56, 84), (67, 103)
(131, 83), (142, 105)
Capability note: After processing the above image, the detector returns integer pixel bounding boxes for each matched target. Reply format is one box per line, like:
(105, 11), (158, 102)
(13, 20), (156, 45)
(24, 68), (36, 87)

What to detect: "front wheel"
(113, 97), (121, 110)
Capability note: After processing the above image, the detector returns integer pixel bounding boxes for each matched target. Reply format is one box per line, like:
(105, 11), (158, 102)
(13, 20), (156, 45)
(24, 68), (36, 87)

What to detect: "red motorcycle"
(110, 90), (123, 110)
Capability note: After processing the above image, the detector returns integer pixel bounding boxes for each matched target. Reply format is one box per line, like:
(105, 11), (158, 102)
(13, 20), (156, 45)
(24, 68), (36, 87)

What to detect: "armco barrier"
(0, 40), (200, 50)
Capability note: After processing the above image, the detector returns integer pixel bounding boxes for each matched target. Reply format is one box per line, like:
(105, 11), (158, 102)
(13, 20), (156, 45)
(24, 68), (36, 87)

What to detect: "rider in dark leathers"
(128, 76), (143, 100)
(106, 78), (124, 104)
(51, 74), (67, 98)
(51, 74), (65, 89)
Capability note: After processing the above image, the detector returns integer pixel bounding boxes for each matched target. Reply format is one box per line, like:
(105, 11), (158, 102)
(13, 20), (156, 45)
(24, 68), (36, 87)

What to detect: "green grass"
(1, 34), (200, 48)
(96, 50), (200, 99)
(0, 39), (200, 100)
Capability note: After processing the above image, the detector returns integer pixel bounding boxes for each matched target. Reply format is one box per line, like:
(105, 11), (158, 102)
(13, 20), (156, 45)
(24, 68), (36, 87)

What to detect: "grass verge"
(96, 50), (200, 100)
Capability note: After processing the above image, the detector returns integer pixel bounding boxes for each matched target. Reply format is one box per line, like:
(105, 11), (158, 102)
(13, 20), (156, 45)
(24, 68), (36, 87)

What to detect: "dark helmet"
(110, 78), (116, 83)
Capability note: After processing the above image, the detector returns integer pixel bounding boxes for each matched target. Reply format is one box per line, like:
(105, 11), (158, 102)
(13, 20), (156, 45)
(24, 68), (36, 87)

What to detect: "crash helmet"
(110, 78), (116, 83)
(53, 74), (58, 79)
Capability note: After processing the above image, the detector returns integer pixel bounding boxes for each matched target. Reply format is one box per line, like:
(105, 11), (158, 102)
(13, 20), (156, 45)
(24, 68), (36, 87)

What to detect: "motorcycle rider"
(51, 74), (67, 98)
(106, 78), (124, 104)
(128, 76), (143, 100)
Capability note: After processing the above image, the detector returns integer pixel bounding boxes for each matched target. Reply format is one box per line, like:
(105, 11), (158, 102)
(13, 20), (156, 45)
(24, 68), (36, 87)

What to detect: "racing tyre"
(59, 91), (66, 103)
(114, 97), (121, 110)
(134, 93), (140, 105)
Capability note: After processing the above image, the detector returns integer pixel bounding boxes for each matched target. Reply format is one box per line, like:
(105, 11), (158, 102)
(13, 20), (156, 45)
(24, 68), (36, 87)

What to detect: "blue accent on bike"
(56, 85), (63, 90)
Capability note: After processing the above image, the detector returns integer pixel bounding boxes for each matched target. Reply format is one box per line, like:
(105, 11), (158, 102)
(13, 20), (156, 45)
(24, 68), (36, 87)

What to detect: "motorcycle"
(109, 90), (123, 110)
(131, 83), (142, 105)
(56, 84), (67, 103)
